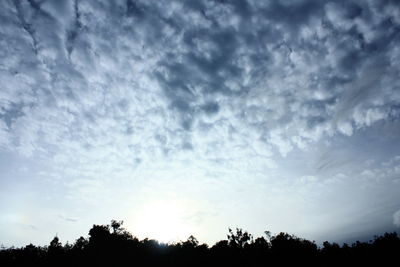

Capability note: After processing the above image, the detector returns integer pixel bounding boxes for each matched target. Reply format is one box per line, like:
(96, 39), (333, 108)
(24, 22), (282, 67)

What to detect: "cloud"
(58, 214), (78, 223)
(394, 210), (400, 227)
(0, 0), (399, 189)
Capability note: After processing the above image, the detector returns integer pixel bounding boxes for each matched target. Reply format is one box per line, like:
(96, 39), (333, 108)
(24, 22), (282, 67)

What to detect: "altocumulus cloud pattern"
(1, 0), (400, 246)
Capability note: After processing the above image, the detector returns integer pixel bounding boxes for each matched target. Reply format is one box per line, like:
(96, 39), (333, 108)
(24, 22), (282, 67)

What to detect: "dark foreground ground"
(1, 220), (399, 266)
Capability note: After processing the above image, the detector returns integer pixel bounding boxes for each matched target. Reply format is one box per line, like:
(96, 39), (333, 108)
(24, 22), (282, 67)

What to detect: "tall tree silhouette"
(1, 220), (399, 267)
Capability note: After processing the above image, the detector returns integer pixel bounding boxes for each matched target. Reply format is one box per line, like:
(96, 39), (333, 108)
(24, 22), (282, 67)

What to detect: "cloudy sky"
(1, 0), (400, 247)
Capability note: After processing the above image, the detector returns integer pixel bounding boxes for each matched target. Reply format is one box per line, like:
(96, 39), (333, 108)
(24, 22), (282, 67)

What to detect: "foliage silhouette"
(1, 220), (399, 266)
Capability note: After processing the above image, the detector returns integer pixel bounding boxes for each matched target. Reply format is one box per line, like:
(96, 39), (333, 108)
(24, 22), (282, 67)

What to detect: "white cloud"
(0, 0), (399, 166)
(300, 175), (318, 184)
(0, 0), (398, 193)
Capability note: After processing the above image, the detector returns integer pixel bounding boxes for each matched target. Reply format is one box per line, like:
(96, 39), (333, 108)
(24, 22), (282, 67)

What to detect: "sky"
(1, 0), (400, 247)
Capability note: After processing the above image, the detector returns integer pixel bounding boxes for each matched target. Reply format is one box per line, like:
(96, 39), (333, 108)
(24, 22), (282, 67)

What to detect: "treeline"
(1, 220), (399, 266)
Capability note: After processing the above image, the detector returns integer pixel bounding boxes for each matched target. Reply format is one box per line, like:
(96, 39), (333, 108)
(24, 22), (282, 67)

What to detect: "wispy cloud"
(58, 214), (78, 223)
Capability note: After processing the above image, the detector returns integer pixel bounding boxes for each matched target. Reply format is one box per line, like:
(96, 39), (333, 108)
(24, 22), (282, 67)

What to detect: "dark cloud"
(201, 102), (220, 115)
(1, 0), (399, 157)
(0, 102), (25, 128)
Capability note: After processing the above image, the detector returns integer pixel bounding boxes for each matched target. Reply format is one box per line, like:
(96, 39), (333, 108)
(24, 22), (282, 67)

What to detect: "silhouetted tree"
(182, 235), (199, 248)
(73, 236), (88, 251)
(110, 220), (124, 234)
(227, 228), (252, 248)
(1, 220), (399, 267)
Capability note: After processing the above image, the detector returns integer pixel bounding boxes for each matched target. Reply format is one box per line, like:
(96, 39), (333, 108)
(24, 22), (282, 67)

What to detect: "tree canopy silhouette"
(1, 220), (399, 267)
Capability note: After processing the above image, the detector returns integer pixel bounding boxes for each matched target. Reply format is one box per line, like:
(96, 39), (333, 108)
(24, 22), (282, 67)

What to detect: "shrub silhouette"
(1, 220), (399, 267)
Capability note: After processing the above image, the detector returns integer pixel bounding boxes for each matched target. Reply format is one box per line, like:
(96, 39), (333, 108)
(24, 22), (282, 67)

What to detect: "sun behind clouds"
(130, 200), (192, 243)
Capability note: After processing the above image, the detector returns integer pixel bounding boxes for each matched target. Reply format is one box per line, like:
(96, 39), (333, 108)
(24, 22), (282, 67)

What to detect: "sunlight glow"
(131, 200), (192, 243)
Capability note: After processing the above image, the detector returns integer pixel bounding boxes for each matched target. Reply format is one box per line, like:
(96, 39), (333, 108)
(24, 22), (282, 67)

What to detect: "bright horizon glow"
(129, 200), (193, 243)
